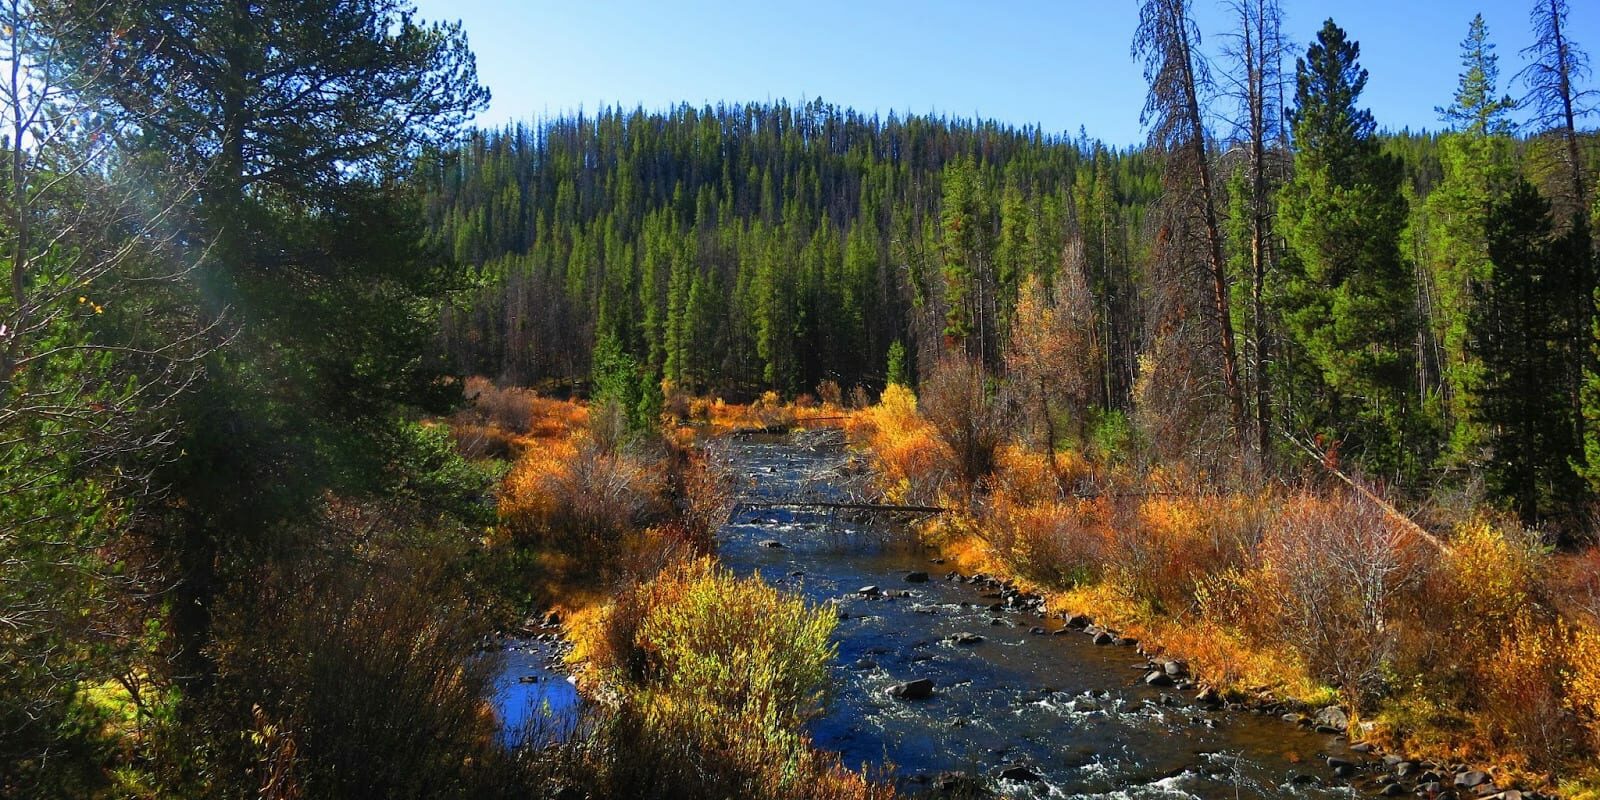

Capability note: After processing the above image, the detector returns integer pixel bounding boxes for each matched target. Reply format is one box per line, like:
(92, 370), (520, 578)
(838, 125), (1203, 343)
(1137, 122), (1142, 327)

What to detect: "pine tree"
(1472, 179), (1585, 522)
(1428, 13), (1518, 462)
(1278, 20), (1425, 479)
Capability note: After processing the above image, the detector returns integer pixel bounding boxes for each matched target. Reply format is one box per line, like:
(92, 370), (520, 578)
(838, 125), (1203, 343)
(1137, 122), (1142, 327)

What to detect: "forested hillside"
(424, 105), (1160, 400)
(426, 79), (1598, 523)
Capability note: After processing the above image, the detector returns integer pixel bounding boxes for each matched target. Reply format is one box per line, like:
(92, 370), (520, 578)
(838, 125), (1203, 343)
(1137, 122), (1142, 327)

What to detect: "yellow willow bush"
(1110, 490), (1265, 615)
(578, 557), (872, 800)
(498, 435), (659, 553)
(1569, 622), (1600, 756)
(981, 492), (1110, 589)
(1480, 610), (1577, 771)
(846, 384), (953, 505)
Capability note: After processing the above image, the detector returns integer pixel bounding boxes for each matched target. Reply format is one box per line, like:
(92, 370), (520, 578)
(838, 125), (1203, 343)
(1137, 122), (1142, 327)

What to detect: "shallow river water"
(497, 432), (1369, 799)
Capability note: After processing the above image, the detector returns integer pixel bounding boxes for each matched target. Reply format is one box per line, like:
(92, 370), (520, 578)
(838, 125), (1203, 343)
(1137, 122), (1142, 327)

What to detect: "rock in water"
(886, 678), (935, 700)
(995, 764), (1043, 782)
(904, 571), (930, 583)
(858, 585), (882, 597)
(1314, 705), (1350, 733)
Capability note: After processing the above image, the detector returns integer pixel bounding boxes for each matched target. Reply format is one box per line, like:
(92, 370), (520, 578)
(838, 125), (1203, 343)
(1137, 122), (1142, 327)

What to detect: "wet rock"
(543, 610), (563, 627)
(1384, 754), (1407, 767)
(1071, 697), (1099, 712)
(789, 570), (804, 577)
(995, 764), (1043, 782)
(1029, 626), (1046, 635)
(518, 675), (540, 684)
(1397, 762), (1420, 779)
(1416, 781), (1445, 796)
(758, 539), (786, 548)
(1351, 742), (1375, 753)
(1382, 783), (1410, 796)
(1195, 687), (1223, 706)
(1290, 773), (1321, 785)
(1314, 705), (1350, 733)
(1327, 757), (1354, 770)
(1115, 637), (1139, 647)
(851, 658), (877, 670)
(904, 571), (930, 583)
(930, 557), (946, 565)
(1092, 631), (1116, 645)
(1455, 771), (1490, 789)
(886, 678), (935, 700)
(1163, 660), (1190, 677)
(1144, 670), (1175, 687)
(947, 632), (985, 645)
(1062, 613), (1091, 629)
(1282, 713), (1306, 725)
(989, 617), (1007, 626)
(858, 585), (882, 597)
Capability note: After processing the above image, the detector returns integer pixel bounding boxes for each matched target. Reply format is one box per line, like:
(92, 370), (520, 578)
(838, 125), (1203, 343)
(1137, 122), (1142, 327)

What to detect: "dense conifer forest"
(5, 0), (1600, 798)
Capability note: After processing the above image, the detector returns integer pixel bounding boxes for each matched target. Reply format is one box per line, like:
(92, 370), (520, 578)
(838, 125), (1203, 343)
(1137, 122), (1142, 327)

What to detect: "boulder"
(948, 632), (986, 645)
(1381, 783), (1409, 796)
(995, 764), (1043, 782)
(886, 678), (935, 700)
(1455, 771), (1490, 789)
(1314, 705), (1350, 733)
(904, 571), (930, 583)
(1144, 670), (1175, 687)
(1163, 660), (1190, 677)
(858, 585), (882, 597)
(1092, 631), (1116, 645)
(758, 539), (785, 548)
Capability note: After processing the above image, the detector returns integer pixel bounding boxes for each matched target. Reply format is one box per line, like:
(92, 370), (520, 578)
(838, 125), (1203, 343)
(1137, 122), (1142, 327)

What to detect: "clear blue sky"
(411, 1), (1598, 147)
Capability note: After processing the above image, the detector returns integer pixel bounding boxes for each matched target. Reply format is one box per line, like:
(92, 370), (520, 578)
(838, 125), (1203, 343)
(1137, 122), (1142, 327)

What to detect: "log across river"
(496, 433), (1372, 799)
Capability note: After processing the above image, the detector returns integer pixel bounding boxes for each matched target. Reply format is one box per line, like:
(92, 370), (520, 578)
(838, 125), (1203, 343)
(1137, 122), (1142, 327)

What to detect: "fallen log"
(732, 500), (947, 515)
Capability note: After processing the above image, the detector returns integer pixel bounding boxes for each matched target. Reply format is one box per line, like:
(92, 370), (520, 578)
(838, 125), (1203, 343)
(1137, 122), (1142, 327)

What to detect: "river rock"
(886, 678), (935, 700)
(1062, 613), (1091, 629)
(905, 571), (930, 583)
(858, 585), (882, 597)
(758, 539), (785, 548)
(1455, 771), (1490, 789)
(1144, 670), (1175, 687)
(995, 764), (1043, 782)
(948, 632), (985, 645)
(1314, 705), (1350, 733)
(1092, 630), (1116, 645)
(1195, 687), (1223, 706)
(1416, 781), (1444, 796)
(1381, 783), (1410, 796)
(1163, 660), (1189, 677)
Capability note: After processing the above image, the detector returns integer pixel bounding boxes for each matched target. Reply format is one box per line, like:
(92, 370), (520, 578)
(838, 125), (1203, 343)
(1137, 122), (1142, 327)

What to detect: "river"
(496, 431), (1372, 799)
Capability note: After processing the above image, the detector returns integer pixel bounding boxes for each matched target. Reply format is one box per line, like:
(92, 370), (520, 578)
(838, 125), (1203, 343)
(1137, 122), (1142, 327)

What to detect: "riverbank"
(840, 383), (1600, 799)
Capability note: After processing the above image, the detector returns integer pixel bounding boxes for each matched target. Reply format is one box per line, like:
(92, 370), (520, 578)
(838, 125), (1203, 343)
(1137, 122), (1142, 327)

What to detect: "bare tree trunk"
(1175, 23), (1248, 456)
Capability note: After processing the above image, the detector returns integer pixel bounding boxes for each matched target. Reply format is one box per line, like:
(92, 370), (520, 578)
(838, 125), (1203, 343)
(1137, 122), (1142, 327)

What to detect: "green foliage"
(886, 339), (909, 387)
(1472, 179), (1586, 522)
(1277, 19), (1429, 479)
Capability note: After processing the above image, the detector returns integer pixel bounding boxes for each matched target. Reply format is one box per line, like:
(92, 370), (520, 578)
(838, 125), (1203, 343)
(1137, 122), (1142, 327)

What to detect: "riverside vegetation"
(5, 0), (1600, 798)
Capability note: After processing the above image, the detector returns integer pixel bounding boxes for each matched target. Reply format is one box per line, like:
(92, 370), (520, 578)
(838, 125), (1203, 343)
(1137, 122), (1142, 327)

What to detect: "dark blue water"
(492, 433), (1377, 798)
(717, 434), (1365, 799)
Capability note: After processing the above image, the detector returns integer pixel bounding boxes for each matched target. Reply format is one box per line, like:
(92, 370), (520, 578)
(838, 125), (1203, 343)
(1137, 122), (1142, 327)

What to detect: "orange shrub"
(499, 436), (659, 554)
(1109, 491), (1264, 616)
(1480, 610), (1577, 771)
(845, 384), (953, 506)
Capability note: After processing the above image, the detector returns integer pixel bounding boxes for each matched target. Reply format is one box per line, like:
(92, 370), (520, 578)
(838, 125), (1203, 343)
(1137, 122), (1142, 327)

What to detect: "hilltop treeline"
(423, 103), (1159, 401)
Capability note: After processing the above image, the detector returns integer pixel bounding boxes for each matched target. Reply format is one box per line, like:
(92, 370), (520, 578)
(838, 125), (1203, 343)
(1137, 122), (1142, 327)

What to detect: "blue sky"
(411, 1), (1598, 146)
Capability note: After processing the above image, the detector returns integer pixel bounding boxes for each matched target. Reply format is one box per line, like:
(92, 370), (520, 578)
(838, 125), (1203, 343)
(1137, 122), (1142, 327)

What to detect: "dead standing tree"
(1135, 0), (1248, 462)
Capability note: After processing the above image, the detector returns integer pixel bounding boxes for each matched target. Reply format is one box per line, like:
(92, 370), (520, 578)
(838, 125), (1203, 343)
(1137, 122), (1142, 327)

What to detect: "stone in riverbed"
(904, 571), (930, 583)
(1144, 670), (1175, 687)
(1455, 771), (1491, 789)
(858, 585), (882, 597)
(1092, 630), (1116, 645)
(886, 678), (935, 700)
(995, 764), (1043, 782)
(1313, 704), (1350, 733)
(1163, 660), (1189, 677)
(947, 632), (985, 645)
